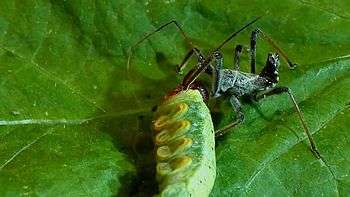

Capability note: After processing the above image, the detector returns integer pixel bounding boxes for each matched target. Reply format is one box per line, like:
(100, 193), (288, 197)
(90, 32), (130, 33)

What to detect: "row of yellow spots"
(153, 102), (194, 176)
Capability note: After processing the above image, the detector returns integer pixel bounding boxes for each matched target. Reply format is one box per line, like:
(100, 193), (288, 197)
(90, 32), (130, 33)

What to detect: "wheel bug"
(182, 30), (322, 159)
(127, 16), (321, 160)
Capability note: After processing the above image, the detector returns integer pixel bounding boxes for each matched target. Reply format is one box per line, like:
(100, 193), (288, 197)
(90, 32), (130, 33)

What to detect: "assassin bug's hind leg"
(255, 87), (322, 159)
(215, 95), (245, 138)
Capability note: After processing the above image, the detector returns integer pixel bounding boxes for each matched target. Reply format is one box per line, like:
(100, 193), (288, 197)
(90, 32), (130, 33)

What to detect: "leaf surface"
(0, 0), (349, 196)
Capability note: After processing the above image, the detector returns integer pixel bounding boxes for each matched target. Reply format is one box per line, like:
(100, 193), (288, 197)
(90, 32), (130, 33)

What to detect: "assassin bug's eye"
(268, 52), (280, 67)
(213, 51), (222, 58)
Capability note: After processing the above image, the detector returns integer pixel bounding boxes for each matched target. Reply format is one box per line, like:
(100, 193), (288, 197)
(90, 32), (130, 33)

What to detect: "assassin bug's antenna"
(182, 16), (263, 88)
(127, 20), (204, 73)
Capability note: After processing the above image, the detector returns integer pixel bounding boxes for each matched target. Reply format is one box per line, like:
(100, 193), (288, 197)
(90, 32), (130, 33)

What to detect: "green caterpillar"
(153, 89), (216, 197)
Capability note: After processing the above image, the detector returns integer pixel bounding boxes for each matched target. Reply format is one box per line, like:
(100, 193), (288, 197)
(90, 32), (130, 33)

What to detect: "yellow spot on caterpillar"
(154, 103), (188, 132)
(156, 156), (192, 176)
(175, 138), (192, 152)
(170, 156), (192, 172)
(156, 137), (193, 160)
(154, 115), (170, 131)
(155, 120), (191, 145)
(172, 103), (188, 118)
(157, 162), (172, 176)
(157, 146), (172, 160)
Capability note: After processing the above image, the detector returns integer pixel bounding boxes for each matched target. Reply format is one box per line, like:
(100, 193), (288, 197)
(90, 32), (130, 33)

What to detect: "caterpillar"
(152, 89), (215, 197)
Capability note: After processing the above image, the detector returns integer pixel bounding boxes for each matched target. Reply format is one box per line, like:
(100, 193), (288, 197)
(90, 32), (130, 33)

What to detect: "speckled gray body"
(213, 69), (272, 98)
(209, 52), (281, 136)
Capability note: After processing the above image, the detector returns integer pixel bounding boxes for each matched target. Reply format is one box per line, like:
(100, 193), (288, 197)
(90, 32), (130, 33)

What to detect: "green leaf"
(0, 0), (349, 196)
(0, 1), (137, 196)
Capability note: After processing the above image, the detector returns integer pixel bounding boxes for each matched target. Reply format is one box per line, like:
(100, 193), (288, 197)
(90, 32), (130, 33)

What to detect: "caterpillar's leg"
(215, 95), (244, 138)
(255, 87), (321, 159)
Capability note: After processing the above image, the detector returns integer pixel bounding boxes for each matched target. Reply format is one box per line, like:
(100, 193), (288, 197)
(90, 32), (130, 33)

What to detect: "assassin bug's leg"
(177, 47), (214, 81)
(250, 30), (258, 73)
(211, 51), (224, 98)
(215, 95), (244, 137)
(255, 87), (321, 159)
(252, 28), (297, 69)
(177, 48), (206, 73)
(234, 45), (243, 71)
(127, 20), (202, 72)
(177, 49), (195, 73)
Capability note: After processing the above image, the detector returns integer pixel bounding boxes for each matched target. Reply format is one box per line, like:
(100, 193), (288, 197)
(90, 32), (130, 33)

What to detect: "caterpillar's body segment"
(153, 90), (216, 197)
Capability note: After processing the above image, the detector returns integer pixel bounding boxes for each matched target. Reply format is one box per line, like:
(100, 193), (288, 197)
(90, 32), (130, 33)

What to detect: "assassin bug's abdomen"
(153, 90), (216, 197)
(215, 69), (271, 97)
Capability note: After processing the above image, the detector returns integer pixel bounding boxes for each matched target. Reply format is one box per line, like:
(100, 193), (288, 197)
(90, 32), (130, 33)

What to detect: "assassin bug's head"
(259, 53), (280, 84)
(166, 81), (209, 102)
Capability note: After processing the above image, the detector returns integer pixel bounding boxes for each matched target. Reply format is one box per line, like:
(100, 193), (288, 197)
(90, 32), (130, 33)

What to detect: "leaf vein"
(0, 130), (52, 171)
(0, 46), (107, 113)
(296, 0), (350, 20)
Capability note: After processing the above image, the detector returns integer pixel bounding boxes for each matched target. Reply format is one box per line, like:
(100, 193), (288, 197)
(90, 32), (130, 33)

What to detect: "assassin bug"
(127, 16), (321, 196)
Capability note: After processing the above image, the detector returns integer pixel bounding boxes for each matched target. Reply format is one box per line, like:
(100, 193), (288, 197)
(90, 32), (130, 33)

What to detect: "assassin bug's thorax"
(212, 52), (280, 99)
